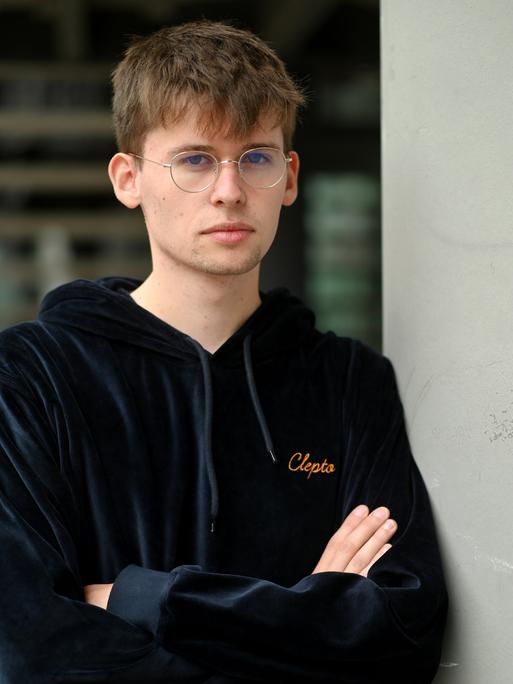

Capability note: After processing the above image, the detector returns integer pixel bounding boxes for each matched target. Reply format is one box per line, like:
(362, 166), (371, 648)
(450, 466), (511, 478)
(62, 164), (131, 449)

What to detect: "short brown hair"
(112, 20), (305, 155)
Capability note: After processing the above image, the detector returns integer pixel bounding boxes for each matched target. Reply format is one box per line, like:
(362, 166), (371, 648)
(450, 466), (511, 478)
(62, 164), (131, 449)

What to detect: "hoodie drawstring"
(243, 335), (277, 465)
(188, 334), (276, 534)
(188, 338), (219, 533)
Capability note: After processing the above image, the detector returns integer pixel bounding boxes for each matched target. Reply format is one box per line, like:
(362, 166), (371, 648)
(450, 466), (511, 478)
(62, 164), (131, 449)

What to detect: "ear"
(108, 153), (141, 209)
(281, 151), (300, 207)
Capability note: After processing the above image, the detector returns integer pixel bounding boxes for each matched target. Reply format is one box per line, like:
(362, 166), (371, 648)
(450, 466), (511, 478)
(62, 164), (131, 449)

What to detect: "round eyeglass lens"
(171, 151), (218, 192)
(239, 148), (286, 188)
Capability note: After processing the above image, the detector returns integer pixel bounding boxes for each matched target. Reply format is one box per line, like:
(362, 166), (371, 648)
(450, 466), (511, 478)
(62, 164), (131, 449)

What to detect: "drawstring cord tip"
(210, 517), (216, 533)
(269, 449), (278, 464)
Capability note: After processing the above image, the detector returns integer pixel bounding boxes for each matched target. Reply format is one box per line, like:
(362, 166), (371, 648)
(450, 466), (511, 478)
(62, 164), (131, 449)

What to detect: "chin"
(192, 251), (262, 277)
(199, 263), (260, 277)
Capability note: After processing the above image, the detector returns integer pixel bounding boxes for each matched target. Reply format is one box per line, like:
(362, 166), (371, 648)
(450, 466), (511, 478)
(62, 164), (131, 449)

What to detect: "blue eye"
(243, 151), (273, 165)
(175, 153), (215, 169)
(183, 154), (212, 166)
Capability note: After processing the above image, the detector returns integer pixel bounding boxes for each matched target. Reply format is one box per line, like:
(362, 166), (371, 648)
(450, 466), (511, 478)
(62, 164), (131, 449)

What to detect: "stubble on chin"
(188, 244), (263, 276)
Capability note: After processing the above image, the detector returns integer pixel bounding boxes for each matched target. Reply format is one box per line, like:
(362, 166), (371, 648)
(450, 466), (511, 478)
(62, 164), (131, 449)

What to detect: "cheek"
(266, 193), (286, 221)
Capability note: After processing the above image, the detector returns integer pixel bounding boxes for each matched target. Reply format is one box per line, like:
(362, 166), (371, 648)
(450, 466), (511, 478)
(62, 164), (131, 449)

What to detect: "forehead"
(143, 108), (285, 155)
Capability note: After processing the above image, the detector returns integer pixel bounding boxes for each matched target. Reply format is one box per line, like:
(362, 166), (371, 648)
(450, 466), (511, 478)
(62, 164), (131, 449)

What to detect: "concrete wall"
(381, 2), (513, 681)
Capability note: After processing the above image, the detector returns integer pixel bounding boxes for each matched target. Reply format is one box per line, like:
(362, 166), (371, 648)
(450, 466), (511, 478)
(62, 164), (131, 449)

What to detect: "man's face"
(121, 111), (299, 278)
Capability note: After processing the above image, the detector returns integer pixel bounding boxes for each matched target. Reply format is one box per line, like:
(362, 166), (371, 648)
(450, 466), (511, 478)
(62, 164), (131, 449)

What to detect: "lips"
(201, 222), (254, 235)
(201, 222), (255, 244)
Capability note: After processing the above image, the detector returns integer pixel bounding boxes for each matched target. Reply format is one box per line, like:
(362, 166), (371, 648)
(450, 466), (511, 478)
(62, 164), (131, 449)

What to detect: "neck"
(130, 266), (262, 353)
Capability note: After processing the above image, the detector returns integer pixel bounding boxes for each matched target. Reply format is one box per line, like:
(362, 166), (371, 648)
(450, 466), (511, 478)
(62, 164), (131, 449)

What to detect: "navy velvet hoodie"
(0, 276), (447, 683)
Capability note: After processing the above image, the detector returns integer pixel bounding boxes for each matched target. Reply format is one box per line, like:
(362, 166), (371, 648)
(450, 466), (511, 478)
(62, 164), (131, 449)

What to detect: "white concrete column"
(381, 2), (513, 682)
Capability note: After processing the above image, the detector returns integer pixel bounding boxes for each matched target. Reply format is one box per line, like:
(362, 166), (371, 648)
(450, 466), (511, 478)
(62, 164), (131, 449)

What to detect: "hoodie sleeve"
(0, 376), (231, 684)
(106, 343), (448, 683)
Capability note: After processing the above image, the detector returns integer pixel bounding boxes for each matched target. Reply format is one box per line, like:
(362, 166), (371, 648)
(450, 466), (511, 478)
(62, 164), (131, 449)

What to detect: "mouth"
(201, 222), (255, 235)
(201, 222), (255, 244)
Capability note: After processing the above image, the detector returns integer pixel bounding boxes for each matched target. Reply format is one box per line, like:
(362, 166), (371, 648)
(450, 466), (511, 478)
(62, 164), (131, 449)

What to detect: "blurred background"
(0, 0), (381, 349)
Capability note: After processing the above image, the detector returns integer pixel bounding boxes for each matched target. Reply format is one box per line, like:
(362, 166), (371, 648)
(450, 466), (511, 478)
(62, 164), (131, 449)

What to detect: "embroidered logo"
(288, 452), (336, 479)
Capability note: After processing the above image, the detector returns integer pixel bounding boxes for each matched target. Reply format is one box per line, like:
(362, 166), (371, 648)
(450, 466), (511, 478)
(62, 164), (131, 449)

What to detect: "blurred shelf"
(0, 305), (39, 327)
(0, 61), (112, 80)
(0, 211), (145, 238)
(0, 110), (113, 137)
(0, 162), (111, 192)
(1, 257), (150, 284)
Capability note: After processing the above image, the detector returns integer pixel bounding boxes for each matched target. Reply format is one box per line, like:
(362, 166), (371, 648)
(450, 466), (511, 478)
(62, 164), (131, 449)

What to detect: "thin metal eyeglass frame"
(128, 147), (293, 193)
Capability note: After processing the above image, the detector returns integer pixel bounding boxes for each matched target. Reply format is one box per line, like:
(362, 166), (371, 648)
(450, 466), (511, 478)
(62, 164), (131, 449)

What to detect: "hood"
(38, 277), (317, 533)
(38, 276), (316, 365)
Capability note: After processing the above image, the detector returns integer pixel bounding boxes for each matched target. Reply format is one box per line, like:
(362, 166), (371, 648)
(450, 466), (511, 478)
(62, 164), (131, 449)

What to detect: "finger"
(321, 507), (391, 571)
(345, 519), (397, 575)
(320, 509), (395, 574)
(343, 506), (391, 554)
(335, 504), (370, 536)
(311, 505), (369, 574)
(313, 506), (390, 574)
(359, 543), (392, 578)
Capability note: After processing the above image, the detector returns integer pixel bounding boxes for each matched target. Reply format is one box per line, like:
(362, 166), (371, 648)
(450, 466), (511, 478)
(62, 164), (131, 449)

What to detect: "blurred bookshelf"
(0, 0), (380, 349)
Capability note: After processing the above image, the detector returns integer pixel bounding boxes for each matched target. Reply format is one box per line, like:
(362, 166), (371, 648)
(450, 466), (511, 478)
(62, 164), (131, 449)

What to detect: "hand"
(83, 583), (113, 610)
(312, 505), (397, 577)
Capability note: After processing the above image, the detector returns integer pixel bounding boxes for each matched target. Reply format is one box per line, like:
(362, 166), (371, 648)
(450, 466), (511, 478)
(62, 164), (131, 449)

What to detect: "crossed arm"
(0, 344), (446, 682)
(84, 504), (397, 608)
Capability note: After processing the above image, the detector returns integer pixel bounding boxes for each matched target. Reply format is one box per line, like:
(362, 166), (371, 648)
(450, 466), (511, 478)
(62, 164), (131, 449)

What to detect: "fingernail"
(354, 505), (367, 518)
(373, 507), (388, 520)
(384, 519), (396, 530)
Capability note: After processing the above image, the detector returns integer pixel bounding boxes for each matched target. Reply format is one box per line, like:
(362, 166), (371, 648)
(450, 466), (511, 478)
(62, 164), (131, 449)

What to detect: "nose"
(209, 160), (245, 206)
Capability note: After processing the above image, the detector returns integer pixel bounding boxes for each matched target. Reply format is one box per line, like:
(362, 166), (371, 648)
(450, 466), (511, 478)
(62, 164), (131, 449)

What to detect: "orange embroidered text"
(288, 452), (336, 479)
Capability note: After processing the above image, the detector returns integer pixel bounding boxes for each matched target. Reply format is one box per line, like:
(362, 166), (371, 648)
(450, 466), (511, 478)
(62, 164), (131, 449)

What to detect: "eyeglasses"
(129, 147), (292, 193)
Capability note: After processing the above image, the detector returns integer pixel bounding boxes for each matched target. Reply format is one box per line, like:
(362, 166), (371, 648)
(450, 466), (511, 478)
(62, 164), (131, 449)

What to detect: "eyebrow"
(165, 142), (282, 159)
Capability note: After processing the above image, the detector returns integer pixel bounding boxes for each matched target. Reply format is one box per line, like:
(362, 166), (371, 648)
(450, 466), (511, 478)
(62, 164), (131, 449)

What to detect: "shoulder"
(309, 331), (403, 427)
(310, 329), (395, 385)
(0, 320), (43, 373)
(0, 319), (69, 398)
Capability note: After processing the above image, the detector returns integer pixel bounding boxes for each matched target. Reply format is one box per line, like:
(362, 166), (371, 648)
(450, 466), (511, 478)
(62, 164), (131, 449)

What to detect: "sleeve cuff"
(107, 564), (170, 635)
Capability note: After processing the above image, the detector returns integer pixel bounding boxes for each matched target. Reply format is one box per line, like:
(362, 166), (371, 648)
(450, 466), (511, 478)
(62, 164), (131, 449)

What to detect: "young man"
(0, 21), (447, 683)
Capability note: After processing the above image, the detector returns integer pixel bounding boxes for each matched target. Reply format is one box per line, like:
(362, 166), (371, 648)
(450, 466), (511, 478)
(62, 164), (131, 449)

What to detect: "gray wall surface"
(381, 2), (513, 681)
